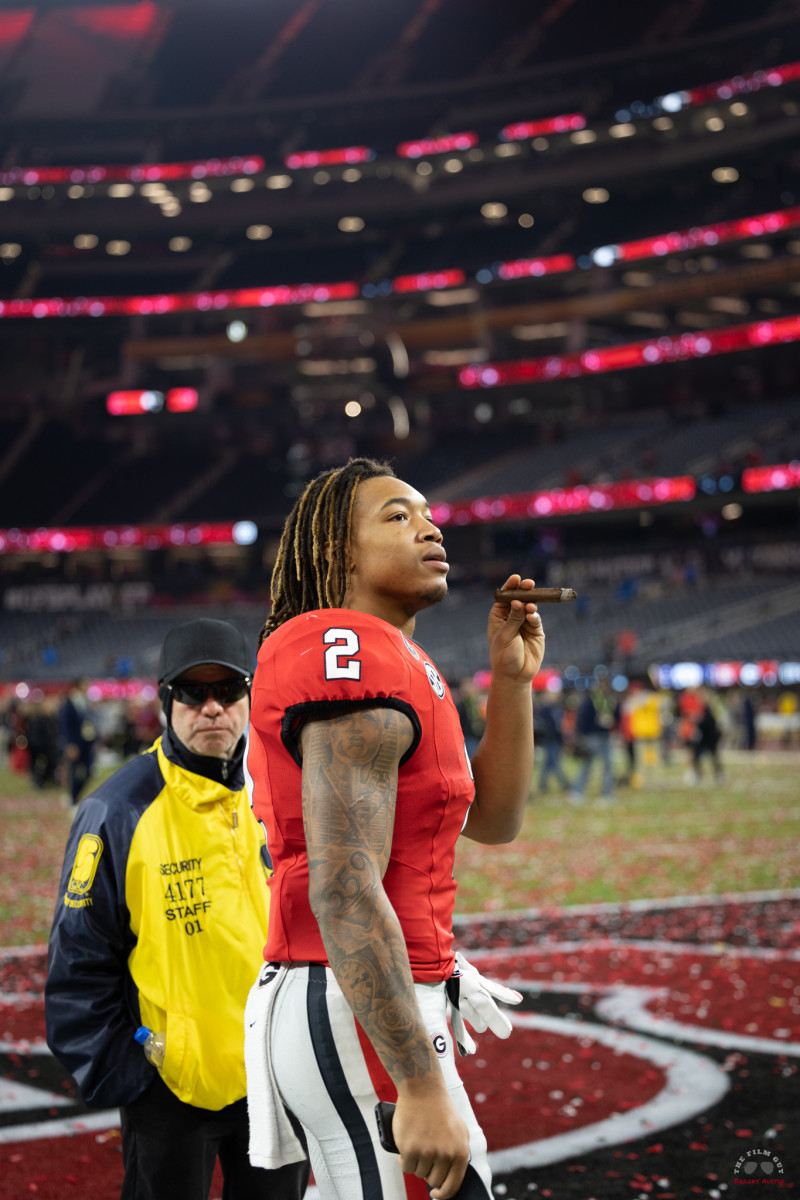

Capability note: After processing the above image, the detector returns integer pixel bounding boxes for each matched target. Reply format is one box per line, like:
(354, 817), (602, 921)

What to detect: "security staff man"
(46, 618), (308, 1200)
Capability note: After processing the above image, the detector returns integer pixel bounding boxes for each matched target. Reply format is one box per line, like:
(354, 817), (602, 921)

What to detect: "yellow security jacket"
(46, 729), (270, 1111)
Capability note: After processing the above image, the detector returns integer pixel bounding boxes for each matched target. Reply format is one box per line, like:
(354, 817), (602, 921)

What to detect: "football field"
(1, 749), (798, 1198)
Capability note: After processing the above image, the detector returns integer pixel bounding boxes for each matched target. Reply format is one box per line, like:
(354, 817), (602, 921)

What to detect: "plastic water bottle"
(134, 1025), (165, 1069)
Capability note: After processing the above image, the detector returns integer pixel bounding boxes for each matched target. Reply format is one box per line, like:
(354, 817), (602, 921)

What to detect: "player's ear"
(326, 539), (356, 572)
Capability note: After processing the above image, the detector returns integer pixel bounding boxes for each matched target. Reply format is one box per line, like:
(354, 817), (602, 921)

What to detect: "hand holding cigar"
(494, 587), (577, 604)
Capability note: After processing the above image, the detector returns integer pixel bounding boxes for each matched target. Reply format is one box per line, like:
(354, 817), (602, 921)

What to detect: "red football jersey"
(248, 609), (475, 982)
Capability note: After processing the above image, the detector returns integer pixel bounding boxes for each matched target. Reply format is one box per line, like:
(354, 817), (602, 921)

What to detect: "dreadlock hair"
(259, 456), (395, 645)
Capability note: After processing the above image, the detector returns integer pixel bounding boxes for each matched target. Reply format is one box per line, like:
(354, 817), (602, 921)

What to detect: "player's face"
(343, 474), (448, 630)
(170, 664), (249, 759)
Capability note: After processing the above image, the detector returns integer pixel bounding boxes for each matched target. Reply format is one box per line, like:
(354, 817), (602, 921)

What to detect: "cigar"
(494, 587), (578, 604)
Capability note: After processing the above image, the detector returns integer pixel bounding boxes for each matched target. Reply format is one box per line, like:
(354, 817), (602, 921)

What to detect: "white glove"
(445, 951), (523, 1056)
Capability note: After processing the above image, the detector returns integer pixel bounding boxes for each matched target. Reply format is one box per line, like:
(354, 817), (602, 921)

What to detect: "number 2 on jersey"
(323, 627), (362, 680)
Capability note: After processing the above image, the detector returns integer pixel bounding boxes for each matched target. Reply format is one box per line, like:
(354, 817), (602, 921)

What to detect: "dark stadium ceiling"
(1, 0), (800, 431)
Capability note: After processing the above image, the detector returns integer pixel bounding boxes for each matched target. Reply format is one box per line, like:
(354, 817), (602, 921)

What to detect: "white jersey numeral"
(323, 628), (362, 680)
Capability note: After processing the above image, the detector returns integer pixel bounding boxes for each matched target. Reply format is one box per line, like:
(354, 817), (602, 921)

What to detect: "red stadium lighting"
(106, 389), (164, 415)
(656, 59), (800, 112)
(72, 2), (161, 40)
(0, 155), (265, 188)
(397, 132), (478, 158)
(166, 388), (199, 413)
(392, 270), (466, 293)
(499, 114), (587, 140)
(593, 205), (800, 266)
(0, 522), (250, 556)
(459, 315), (800, 388)
(430, 476), (697, 528)
(742, 462), (800, 493)
(0, 281), (360, 320)
(284, 146), (374, 169)
(0, 10), (34, 46)
(495, 254), (576, 279)
(684, 60), (800, 106)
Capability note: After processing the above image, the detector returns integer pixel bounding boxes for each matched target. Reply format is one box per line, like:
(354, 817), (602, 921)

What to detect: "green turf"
(1, 750), (798, 946)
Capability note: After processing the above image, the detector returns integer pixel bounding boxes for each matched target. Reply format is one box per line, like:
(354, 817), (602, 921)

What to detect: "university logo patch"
(424, 661), (445, 698)
(65, 833), (103, 906)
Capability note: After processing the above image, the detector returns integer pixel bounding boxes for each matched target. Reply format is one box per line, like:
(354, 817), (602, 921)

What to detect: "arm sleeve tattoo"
(300, 706), (439, 1083)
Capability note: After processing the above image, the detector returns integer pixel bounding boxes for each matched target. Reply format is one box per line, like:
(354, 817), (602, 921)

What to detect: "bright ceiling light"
(168, 236), (192, 252)
(481, 202), (507, 219)
(338, 216), (365, 232)
(591, 244), (618, 267)
(570, 129), (597, 144)
(226, 320), (248, 342)
(0, 242), (21, 259)
(230, 177), (255, 192)
(108, 183), (135, 198)
(609, 123), (636, 138)
(712, 166), (739, 183)
(705, 116), (725, 131)
(344, 400), (362, 418)
(518, 213), (534, 228)
(266, 174), (292, 189)
(74, 233), (99, 249)
(246, 224), (272, 240)
(583, 187), (609, 204)
(106, 240), (131, 256)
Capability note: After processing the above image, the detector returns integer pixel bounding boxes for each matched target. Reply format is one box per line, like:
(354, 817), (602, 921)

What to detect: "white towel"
(244, 962), (307, 1170)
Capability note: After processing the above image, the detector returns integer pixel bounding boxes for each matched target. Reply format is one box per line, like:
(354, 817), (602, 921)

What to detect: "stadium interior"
(0, 0), (798, 694)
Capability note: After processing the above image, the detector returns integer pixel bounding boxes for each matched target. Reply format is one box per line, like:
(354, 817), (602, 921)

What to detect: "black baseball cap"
(157, 618), (253, 685)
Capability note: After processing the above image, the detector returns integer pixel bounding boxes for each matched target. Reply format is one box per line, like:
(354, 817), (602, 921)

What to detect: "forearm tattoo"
(301, 707), (436, 1082)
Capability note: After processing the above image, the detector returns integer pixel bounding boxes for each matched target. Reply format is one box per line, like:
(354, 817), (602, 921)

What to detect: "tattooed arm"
(300, 706), (470, 1200)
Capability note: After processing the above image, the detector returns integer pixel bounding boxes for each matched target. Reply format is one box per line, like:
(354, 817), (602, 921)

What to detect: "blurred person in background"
(27, 695), (59, 789)
(739, 692), (757, 751)
(658, 687), (677, 764)
(7, 698), (31, 774)
(617, 687), (637, 788)
(777, 687), (799, 748)
(534, 692), (570, 793)
(686, 686), (724, 785)
(570, 678), (618, 803)
(626, 680), (662, 788)
(0, 695), (10, 769)
(46, 618), (309, 1200)
(453, 677), (483, 760)
(57, 677), (97, 806)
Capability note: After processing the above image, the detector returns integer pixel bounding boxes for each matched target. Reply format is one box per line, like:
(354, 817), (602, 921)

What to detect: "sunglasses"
(168, 677), (251, 707)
